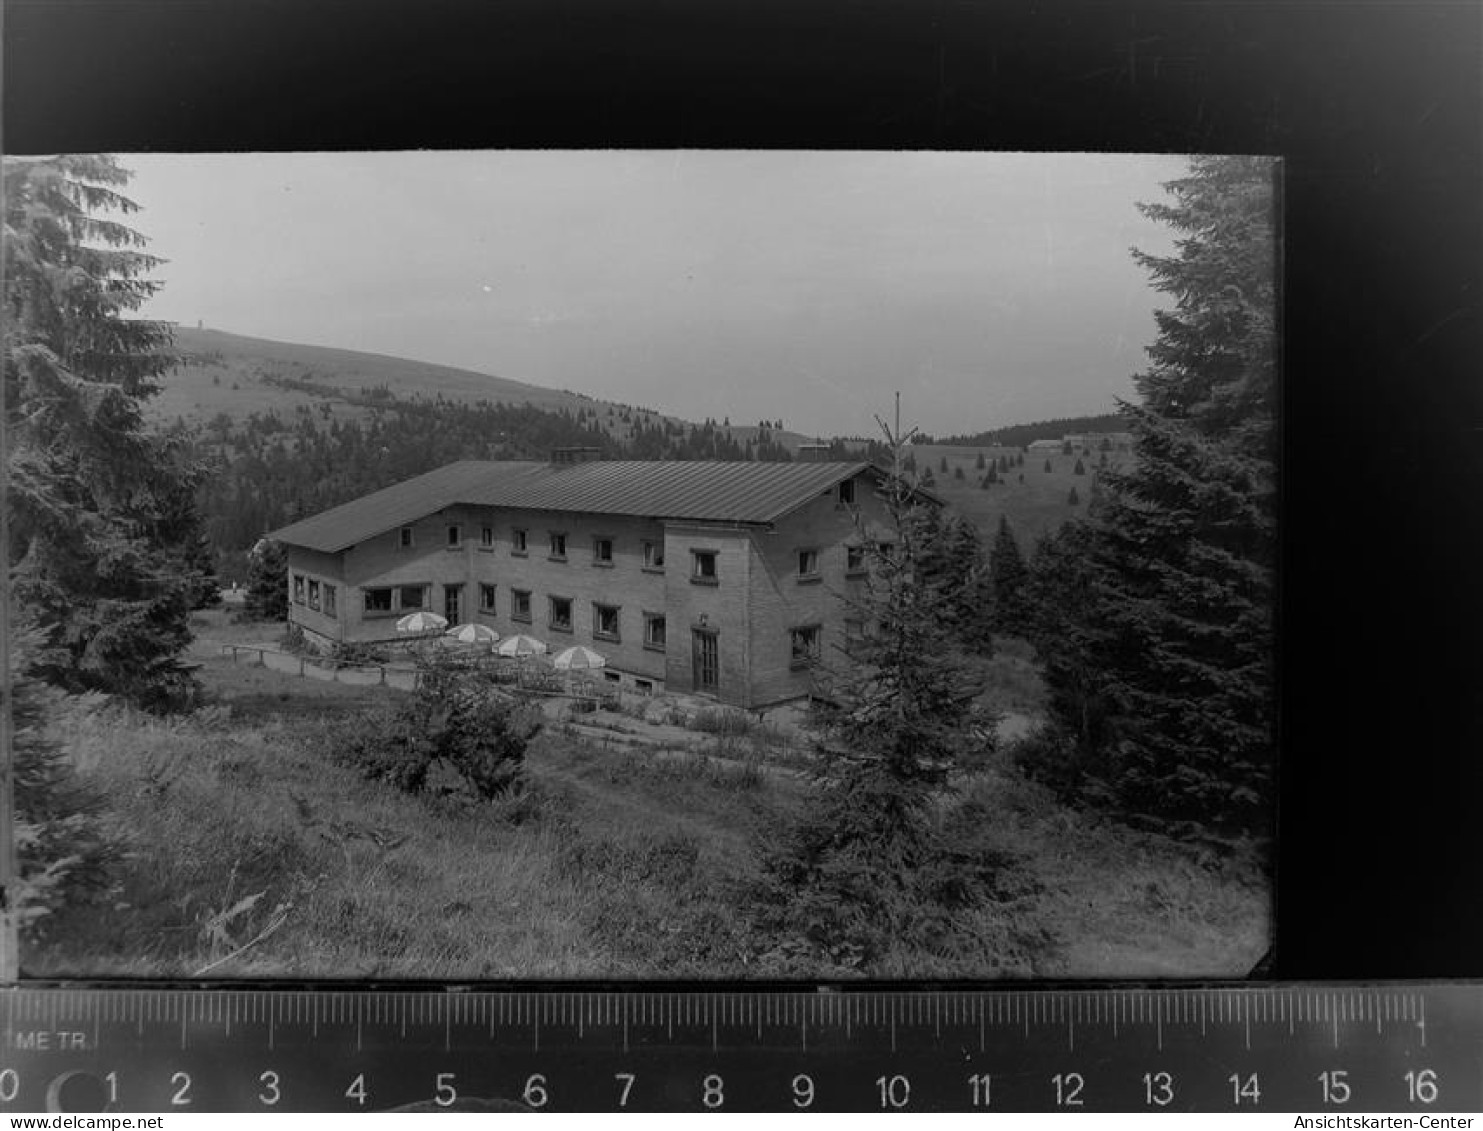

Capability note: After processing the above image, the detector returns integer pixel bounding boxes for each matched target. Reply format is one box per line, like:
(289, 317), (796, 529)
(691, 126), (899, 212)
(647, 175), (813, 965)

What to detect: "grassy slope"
(152, 327), (821, 455)
(32, 613), (1267, 981)
(912, 443), (1129, 549)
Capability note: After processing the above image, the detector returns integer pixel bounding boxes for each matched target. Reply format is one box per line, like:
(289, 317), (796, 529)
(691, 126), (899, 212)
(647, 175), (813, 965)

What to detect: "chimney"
(549, 446), (603, 466)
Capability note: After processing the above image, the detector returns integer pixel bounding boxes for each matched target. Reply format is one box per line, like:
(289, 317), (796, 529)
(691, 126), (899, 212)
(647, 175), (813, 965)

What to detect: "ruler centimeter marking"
(4, 984), (1461, 1112)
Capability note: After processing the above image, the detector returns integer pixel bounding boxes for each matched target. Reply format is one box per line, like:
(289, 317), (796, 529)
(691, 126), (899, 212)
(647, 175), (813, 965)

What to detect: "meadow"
(908, 443), (1128, 549)
(29, 621), (1270, 982)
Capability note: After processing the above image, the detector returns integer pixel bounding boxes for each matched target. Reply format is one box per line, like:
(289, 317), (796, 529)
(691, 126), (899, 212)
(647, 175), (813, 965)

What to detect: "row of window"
(399, 523), (878, 585)
(291, 574), (339, 617)
(405, 524), (669, 568)
(349, 577), (823, 669)
(358, 581), (668, 649)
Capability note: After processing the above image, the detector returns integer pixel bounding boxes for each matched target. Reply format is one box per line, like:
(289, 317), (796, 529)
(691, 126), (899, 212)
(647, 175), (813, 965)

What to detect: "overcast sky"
(122, 150), (1190, 438)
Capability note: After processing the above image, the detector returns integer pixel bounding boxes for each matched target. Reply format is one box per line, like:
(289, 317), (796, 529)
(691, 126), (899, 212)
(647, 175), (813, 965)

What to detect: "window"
(444, 584), (463, 625)
(549, 531), (568, 560)
(846, 545), (867, 574)
(642, 540), (666, 570)
(592, 537), (614, 565)
(324, 584), (337, 618)
(480, 525), (494, 550)
(364, 587), (393, 614)
(603, 671), (622, 685)
(844, 618), (865, 642)
(511, 528), (528, 555)
(292, 574), (305, 604)
(511, 589), (532, 622)
(593, 603), (620, 641)
(446, 524), (462, 549)
(643, 613), (667, 651)
(634, 679), (654, 695)
(790, 625), (822, 668)
(797, 549), (820, 579)
(399, 584), (428, 611)
(479, 583), (497, 612)
(307, 579), (321, 610)
(692, 629), (719, 691)
(399, 526), (415, 549)
(691, 550), (718, 584)
(838, 478), (856, 506)
(549, 596), (573, 632)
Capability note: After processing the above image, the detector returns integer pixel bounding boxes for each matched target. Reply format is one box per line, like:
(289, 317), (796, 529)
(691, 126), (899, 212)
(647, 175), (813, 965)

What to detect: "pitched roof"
(269, 459), (876, 553)
(268, 461), (547, 553)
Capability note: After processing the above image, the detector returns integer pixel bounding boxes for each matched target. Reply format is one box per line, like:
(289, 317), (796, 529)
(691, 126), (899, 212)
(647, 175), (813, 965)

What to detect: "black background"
(6, 0), (1481, 980)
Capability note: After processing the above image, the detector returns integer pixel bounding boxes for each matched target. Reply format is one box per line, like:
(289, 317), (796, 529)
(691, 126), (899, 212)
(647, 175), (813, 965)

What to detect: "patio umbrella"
(495, 634), (548, 658)
(395, 611), (449, 634)
(443, 623), (500, 647)
(551, 645), (606, 671)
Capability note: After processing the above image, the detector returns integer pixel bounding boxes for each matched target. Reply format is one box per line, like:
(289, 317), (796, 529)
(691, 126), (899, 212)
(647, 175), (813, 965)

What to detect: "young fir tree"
(1067, 486), (1081, 505)
(4, 155), (210, 710)
(988, 515), (1030, 634)
(757, 424), (985, 966)
(1073, 458), (1086, 475)
(1042, 156), (1278, 836)
(245, 538), (289, 621)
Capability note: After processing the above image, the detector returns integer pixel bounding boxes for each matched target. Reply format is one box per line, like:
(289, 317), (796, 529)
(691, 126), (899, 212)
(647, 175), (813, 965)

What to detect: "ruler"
(2, 983), (1479, 1112)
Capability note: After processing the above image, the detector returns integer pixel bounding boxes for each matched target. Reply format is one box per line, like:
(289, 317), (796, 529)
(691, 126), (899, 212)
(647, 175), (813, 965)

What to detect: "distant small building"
(1026, 439), (1061, 452)
(270, 453), (934, 709)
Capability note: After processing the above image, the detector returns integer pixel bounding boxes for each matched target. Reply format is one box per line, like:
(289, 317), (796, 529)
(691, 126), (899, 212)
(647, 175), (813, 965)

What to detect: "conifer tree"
(4, 155), (209, 710)
(1067, 486), (1080, 505)
(1036, 156), (1277, 836)
(758, 422), (985, 965)
(975, 452), (986, 471)
(988, 515), (1029, 633)
(1073, 458), (1086, 475)
(245, 538), (289, 621)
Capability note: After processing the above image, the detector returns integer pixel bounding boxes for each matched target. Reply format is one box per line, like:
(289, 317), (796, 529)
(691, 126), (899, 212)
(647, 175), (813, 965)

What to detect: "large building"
(269, 452), (914, 708)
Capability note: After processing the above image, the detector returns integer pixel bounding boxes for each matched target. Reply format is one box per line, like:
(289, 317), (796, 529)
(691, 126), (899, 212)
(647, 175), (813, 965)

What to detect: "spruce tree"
(245, 538), (289, 621)
(988, 515), (1029, 633)
(1073, 458), (1086, 475)
(758, 424), (984, 965)
(975, 452), (986, 471)
(4, 155), (208, 710)
(1044, 459), (1053, 472)
(1067, 486), (1080, 505)
(1041, 156), (1277, 837)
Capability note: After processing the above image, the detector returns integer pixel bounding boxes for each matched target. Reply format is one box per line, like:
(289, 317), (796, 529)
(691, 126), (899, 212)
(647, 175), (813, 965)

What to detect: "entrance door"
(691, 629), (719, 692)
(444, 584), (463, 626)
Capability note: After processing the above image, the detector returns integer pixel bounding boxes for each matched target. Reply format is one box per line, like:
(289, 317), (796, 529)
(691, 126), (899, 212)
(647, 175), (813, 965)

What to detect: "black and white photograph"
(7, 148), (1278, 981)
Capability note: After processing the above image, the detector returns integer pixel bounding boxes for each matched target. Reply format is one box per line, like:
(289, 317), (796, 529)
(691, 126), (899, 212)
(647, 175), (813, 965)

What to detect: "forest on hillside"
(936, 413), (1127, 449)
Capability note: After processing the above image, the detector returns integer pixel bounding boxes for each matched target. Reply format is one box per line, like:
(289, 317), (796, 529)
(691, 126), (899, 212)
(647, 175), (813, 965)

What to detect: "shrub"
(1008, 724), (1110, 808)
(326, 651), (539, 799)
(690, 706), (756, 736)
(329, 640), (390, 665)
(12, 673), (112, 944)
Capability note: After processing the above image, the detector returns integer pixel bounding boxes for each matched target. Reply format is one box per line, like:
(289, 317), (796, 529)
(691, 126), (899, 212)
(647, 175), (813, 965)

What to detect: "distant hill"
(153, 326), (818, 453)
(938, 413), (1129, 450)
